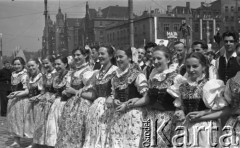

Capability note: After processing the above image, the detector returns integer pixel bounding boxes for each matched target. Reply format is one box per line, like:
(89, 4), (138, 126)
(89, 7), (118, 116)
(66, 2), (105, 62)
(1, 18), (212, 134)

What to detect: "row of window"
(225, 6), (240, 12)
(225, 16), (235, 22)
(194, 23), (220, 32)
(163, 24), (180, 32)
(106, 29), (129, 43)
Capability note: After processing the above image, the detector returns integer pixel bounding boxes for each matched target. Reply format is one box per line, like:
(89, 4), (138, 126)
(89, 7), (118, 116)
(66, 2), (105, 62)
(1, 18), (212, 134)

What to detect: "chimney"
(186, 2), (190, 8)
(201, 2), (204, 7)
(151, 10), (154, 14)
(167, 5), (172, 14)
(155, 8), (159, 14)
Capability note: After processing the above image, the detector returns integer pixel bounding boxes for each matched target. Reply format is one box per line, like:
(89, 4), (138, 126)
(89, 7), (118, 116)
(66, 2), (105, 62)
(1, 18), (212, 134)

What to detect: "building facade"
(105, 10), (188, 48)
(85, 2), (129, 46)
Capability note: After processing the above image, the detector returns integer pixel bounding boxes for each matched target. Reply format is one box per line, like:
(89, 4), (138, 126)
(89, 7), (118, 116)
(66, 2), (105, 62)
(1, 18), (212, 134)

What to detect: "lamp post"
(129, 0), (134, 47)
(44, 0), (49, 57)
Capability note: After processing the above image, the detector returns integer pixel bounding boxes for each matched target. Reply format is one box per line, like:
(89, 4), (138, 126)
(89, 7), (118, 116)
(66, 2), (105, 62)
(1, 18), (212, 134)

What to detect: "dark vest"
(29, 86), (41, 97)
(148, 88), (176, 111)
(218, 56), (240, 83)
(115, 79), (142, 102)
(96, 80), (112, 98)
(11, 82), (24, 92)
(182, 98), (207, 115)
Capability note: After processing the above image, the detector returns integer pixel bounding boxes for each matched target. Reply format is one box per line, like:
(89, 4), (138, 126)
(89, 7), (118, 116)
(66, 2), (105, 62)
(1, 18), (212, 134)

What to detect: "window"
(231, 6), (234, 12)
(173, 24), (179, 32)
(231, 16), (234, 22)
(163, 24), (170, 31)
(225, 16), (229, 22)
(225, 6), (228, 12)
(238, 7), (240, 11)
(100, 21), (103, 26)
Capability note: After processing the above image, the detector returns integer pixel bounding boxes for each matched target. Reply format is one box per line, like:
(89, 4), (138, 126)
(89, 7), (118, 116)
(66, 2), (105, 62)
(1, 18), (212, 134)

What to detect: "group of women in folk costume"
(6, 44), (240, 148)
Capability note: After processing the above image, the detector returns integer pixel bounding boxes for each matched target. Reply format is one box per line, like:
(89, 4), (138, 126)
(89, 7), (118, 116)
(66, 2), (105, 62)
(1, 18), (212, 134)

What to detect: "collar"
(150, 68), (175, 81)
(139, 61), (145, 67)
(184, 73), (206, 86)
(29, 73), (42, 83)
(116, 64), (131, 78)
(75, 62), (88, 70)
(223, 51), (237, 60)
(12, 69), (27, 77)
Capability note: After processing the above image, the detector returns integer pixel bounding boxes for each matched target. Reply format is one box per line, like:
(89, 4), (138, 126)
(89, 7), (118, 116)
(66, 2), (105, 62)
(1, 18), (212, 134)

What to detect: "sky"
(0, 0), (215, 56)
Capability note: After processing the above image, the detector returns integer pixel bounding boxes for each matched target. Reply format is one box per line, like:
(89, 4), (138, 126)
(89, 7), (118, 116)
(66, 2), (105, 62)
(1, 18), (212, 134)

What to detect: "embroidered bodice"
(95, 65), (117, 98)
(148, 69), (177, 111)
(28, 73), (43, 97)
(179, 79), (208, 115)
(43, 69), (56, 93)
(112, 65), (148, 102)
(11, 69), (28, 92)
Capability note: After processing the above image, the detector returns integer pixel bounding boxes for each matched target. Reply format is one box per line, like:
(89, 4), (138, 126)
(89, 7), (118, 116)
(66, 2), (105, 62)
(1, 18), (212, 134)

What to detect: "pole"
(236, 0), (239, 32)
(44, 0), (49, 56)
(129, 0), (134, 47)
(0, 33), (2, 69)
(200, 19), (203, 40)
(206, 20), (210, 44)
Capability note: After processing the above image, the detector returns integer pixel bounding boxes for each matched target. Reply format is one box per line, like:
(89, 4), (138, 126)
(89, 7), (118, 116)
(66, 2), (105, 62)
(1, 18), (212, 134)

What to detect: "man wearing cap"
(0, 60), (12, 116)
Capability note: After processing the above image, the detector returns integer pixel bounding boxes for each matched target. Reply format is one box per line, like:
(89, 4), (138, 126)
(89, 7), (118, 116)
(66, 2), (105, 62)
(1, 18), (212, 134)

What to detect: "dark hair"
(144, 42), (157, 50)
(186, 52), (209, 78)
(42, 55), (55, 63)
(117, 47), (133, 60)
(174, 41), (185, 47)
(222, 31), (237, 42)
(192, 41), (208, 50)
(91, 45), (100, 52)
(72, 47), (90, 62)
(100, 46), (116, 65)
(28, 58), (40, 65)
(12, 57), (25, 66)
(153, 45), (172, 65)
(55, 56), (69, 70)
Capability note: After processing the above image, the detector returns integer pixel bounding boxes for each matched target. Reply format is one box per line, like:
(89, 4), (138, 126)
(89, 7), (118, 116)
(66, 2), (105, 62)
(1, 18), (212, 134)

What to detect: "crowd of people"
(3, 31), (240, 148)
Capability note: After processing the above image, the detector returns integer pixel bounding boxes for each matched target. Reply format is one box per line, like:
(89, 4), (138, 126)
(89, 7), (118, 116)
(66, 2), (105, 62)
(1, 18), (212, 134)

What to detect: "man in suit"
(0, 60), (12, 116)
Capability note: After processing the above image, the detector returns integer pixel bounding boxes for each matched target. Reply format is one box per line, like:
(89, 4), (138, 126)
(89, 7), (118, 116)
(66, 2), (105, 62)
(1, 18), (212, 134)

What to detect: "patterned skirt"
(106, 107), (144, 148)
(44, 95), (66, 147)
(33, 92), (55, 145)
(142, 109), (176, 148)
(83, 97), (114, 148)
(55, 96), (92, 148)
(7, 97), (30, 138)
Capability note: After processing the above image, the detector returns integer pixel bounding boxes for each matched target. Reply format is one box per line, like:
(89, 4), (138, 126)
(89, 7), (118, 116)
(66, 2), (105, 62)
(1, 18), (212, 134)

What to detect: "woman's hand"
(76, 89), (83, 98)
(126, 98), (139, 108)
(65, 87), (76, 95)
(174, 110), (185, 121)
(106, 96), (114, 107)
(114, 99), (122, 106)
(116, 103), (127, 112)
(187, 111), (206, 121)
(7, 92), (19, 99)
